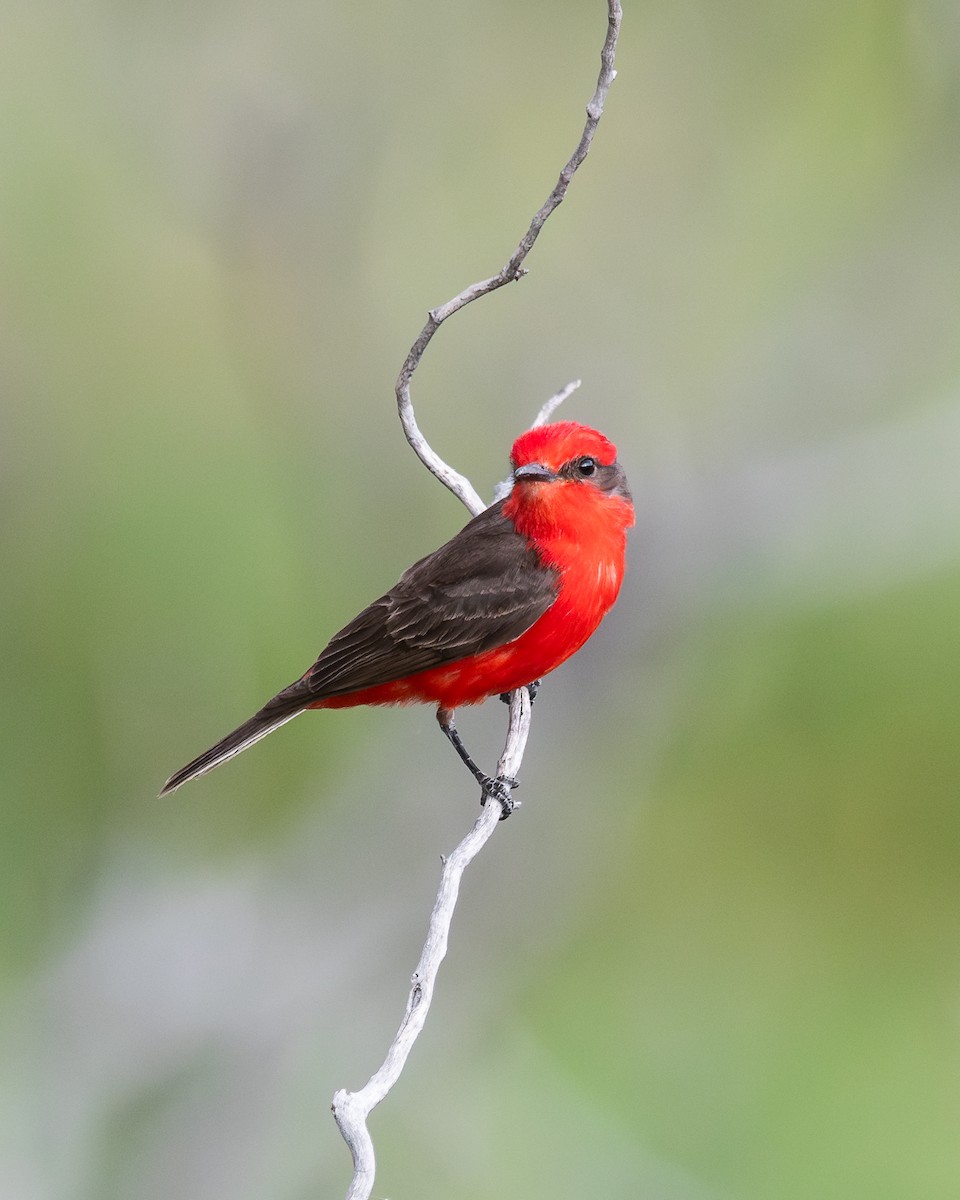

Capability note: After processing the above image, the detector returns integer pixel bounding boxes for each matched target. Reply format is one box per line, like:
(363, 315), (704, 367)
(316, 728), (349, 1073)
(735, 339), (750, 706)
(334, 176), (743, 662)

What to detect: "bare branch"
(396, 0), (623, 514)
(333, 5), (622, 1197)
(491, 379), (583, 504)
(533, 378), (582, 428)
(332, 686), (532, 1200)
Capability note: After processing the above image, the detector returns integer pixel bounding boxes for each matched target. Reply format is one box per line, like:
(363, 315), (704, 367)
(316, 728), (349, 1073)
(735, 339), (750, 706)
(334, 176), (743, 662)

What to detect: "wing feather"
(298, 500), (558, 699)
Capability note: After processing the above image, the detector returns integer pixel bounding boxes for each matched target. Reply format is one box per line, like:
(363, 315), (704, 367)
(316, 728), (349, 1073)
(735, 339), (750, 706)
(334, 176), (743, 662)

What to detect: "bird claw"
(480, 775), (521, 820)
(498, 680), (541, 706)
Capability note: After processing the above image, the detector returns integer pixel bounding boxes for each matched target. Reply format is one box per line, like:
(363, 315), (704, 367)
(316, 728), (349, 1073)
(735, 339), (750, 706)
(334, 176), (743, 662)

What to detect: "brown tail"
(159, 682), (312, 796)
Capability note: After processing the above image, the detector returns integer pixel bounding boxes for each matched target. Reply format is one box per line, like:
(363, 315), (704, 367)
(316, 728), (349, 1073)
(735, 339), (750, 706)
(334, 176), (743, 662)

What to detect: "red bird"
(161, 421), (633, 812)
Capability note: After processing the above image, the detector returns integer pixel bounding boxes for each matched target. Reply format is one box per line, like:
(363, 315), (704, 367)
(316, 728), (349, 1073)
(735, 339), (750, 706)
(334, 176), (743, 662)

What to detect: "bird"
(160, 420), (634, 814)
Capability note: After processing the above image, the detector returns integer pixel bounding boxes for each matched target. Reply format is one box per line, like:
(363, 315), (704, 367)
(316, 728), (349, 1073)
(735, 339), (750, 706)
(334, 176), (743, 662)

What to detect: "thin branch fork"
(331, 4), (622, 1197)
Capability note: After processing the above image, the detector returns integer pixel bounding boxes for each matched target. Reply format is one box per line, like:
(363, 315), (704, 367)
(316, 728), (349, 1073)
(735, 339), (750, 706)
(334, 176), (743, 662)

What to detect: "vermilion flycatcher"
(161, 421), (633, 812)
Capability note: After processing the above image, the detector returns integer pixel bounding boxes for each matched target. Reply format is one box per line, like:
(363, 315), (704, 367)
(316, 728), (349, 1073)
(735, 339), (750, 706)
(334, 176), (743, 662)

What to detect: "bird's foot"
(498, 680), (541, 706)
(480, 775), (520, 820)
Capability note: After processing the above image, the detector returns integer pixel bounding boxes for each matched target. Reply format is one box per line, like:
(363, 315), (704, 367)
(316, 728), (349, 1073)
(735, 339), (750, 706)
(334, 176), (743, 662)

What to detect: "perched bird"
(161, 420), (633, 813)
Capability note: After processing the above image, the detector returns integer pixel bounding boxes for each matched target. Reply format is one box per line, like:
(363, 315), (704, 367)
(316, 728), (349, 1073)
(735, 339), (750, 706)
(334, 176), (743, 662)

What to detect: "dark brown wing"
(159, 501), (557, 796)
(296, 498), (559, 699)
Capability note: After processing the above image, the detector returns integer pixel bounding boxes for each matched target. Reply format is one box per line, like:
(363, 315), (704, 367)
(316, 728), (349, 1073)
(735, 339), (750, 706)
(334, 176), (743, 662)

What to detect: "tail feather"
(159, 694), (308, 797)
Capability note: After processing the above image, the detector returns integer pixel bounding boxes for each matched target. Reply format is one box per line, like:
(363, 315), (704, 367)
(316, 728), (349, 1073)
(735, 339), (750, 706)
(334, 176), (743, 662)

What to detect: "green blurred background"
(3, 0), (960, 1196)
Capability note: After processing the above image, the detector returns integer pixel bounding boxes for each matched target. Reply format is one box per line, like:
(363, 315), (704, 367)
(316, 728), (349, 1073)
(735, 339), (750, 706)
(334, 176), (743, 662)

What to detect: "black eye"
(576, 456), (597, 477)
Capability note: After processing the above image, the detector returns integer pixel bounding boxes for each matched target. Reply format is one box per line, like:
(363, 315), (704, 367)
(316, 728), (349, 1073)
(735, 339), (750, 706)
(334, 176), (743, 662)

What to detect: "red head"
(507, 420), (632, 515)
(511, 420), (619, 474)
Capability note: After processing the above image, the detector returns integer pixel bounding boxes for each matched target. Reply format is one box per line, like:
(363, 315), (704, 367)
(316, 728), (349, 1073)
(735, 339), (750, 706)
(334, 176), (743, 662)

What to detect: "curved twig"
(332, 5), (622, 1197)
(396, 0), (623, 516)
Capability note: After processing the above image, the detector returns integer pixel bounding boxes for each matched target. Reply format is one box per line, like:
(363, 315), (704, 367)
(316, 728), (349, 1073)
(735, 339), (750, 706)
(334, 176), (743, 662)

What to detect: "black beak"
(513, 462), (557, 484)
